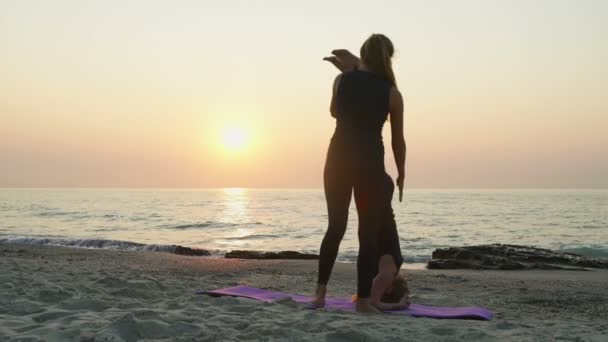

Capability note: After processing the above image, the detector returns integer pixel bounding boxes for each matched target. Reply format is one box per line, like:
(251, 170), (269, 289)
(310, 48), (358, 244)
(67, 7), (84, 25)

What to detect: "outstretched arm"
(372, 296), (411, 311)
(323, 49), (360, 72)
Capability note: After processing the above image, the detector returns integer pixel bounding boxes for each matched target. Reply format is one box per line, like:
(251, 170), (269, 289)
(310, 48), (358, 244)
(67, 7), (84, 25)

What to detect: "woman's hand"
(323, 49), (360, 72)
(396, 174), (405, 202)
(398, 294), (411, 308)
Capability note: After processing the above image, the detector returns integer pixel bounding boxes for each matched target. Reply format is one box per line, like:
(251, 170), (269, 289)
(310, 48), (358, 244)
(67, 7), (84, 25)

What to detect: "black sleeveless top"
(330, 69), (392, 172)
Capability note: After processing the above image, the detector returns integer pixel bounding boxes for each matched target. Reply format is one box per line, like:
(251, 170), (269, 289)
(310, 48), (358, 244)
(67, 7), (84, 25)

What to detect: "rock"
(143, 244), (211, 256)
(427, 244), (608, 270)
(225, 250), (319, 260)
(169, 245), (211, 256)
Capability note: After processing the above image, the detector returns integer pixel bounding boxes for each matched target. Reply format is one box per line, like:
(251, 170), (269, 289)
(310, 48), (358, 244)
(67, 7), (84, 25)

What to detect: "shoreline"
(1, 244), (607, 341)
(3, 235), (606, 266)
(0, 236), (437, 264)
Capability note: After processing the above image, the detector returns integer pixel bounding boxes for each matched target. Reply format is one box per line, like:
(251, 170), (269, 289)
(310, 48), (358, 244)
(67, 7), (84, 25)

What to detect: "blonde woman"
(313, 34), (406, 313)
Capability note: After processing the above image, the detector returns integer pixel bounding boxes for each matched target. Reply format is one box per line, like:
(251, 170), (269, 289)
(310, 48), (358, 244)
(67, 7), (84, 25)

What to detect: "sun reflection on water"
(222, 188), (248, 221)
(221, 188), (252, 245)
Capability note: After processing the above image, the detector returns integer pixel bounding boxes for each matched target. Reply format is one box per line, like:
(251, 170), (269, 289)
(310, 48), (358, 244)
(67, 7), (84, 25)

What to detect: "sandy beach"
(1, 244), (606, 341)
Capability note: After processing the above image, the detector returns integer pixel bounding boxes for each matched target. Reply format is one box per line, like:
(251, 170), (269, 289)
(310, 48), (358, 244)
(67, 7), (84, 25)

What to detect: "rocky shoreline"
(427, 244), (608, 270)
(225, 250), (319, 260)
(3, 239), (607, 270)
(221, 244), (608, 270)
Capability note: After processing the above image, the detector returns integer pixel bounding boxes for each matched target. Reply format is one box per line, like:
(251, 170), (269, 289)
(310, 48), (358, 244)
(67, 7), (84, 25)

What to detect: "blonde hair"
(360, 34), (397, 87)
(381, 275), (409, 303)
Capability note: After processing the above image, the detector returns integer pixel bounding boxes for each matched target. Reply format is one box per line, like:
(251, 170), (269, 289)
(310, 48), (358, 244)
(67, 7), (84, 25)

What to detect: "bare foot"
(311, 295), (325, 309)
(356, 299), (381, 314)
(311, 285), (327, 309)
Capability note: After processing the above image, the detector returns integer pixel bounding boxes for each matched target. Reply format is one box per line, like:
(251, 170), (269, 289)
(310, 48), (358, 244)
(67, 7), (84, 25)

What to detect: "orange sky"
(1, 0), (607, 188)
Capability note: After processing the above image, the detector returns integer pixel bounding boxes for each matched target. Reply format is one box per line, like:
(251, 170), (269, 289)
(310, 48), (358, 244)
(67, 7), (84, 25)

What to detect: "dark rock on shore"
(150, 245), (211, 256)
(171, 245), (211, 256)
(427, 244), (608, 270)
(225, 250), (319, 260)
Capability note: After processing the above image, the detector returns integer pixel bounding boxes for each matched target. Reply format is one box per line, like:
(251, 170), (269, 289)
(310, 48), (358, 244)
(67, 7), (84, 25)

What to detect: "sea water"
(1, 188), (606, 262)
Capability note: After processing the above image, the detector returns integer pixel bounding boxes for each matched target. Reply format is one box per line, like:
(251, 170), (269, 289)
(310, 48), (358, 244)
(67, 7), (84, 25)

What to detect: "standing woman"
(313, 34), (406, 313)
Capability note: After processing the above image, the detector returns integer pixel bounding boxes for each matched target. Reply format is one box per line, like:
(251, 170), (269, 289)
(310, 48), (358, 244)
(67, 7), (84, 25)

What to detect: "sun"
(223, 127), (249, 150)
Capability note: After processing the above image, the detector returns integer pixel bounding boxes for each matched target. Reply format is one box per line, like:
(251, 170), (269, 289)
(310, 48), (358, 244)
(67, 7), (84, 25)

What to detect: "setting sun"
(223, 127), (249, 150)
(1, 1), (606, 340)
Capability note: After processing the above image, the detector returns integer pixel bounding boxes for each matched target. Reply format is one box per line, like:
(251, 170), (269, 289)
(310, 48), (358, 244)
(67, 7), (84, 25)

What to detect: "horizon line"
(1, 187), (606, 190)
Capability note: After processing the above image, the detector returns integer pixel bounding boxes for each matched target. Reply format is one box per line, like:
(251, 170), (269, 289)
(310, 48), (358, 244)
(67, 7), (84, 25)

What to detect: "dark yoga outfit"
(318, 68), (402, 298)
(378, 180), (404, 274)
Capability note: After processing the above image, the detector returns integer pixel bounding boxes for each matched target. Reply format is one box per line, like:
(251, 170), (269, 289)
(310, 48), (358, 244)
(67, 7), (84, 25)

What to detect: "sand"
(0, 244), (607, 341)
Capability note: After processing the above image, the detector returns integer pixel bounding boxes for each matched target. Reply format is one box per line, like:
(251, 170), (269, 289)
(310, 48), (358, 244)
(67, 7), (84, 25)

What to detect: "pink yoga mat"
(199, 285), (493, 320)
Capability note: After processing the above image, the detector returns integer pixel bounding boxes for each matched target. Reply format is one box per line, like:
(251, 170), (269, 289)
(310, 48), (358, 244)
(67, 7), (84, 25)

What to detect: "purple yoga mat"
(199, 285), (493, 320)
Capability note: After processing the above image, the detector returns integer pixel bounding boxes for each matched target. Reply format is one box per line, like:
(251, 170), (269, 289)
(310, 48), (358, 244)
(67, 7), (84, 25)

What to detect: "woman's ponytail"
(360, 34), (397, 88)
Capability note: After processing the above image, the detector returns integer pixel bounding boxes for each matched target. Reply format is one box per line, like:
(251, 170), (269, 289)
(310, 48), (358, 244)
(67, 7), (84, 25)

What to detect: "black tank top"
(331, 69), (392, 170)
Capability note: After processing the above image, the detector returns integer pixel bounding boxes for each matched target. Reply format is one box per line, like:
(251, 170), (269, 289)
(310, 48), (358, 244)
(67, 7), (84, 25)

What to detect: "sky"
(1, 0), (607, 188)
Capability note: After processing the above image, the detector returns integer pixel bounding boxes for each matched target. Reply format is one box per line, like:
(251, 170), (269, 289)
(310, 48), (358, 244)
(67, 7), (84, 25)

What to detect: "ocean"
(1, 188), (606, 263)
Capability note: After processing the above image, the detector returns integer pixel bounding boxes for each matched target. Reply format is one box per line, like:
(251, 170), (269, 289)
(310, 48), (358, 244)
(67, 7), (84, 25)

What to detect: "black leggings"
(317, 145), (395, 298)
